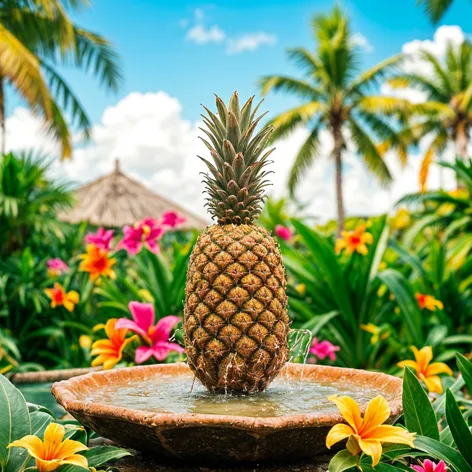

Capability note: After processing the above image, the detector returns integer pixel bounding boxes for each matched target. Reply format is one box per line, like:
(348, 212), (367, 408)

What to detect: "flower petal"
(361, 396), (390, 434)
(152, 316), (181, 343)
(55, 439), (88, 460)
(8, 435), (44, 460)
(135, 346), (155, 364)
(129, 301), (155, 331)
(358, 438), (383, 467)
(62, 454), (89, 469)
(426, 362), (453, 377)
(397, 360), (417, 371)
(328, 396), (362, 432)
(115, 318), (149, 341)
(422, 375), (443, 394)
(326, 424), (354, 449)
(366, 425), (415, 447)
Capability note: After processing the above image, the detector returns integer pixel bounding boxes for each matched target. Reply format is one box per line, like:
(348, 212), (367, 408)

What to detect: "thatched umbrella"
(59, 160), (208, 229)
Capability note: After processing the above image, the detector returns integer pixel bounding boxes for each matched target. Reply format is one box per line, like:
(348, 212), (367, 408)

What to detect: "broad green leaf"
(457, 353), (472, 393)
(328, 449), (358, 472)
(414, 435), (472, 472)
(378, 269), (423, 344)
(83, 446), (131, 467)
(445, 390), (472, 464)
(0, 374), (31, 472)
(301, 310), (339, 334)
(402, 367), (439, 439)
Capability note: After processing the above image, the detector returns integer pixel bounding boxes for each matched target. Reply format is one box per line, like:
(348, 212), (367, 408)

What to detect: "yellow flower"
(295, 283), (306, 296)
(138, 289), (154, 303)
(361, 324), (389, 345)
(79, 244), (116, 281)
(91, 319), (136, 370)
(389, 208), (411, 230)
(44, 283), (79, 312)
(8, 423), (88, 472)
(335, 225), (373, 256)
(415, 292), (443, 311)
(398, 346), (452, 394)
(79, 335), (92, 349)
(326, 395), (415, 466)
(378, 261), (387, 271)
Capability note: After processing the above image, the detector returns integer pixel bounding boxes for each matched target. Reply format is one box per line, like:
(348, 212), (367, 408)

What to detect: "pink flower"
(118, 218), (164, 255)
(47, 258), (69, 277)
(412, 460), (446, 472)
(162, 211), (186, 228)
(309, 338), (340, 362)
(275, 225), (292, 241)
(115, 301), (184, 363)
(85, 227), (114, 251)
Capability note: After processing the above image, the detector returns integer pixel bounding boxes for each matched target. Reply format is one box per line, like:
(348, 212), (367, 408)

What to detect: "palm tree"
(388, 40), (472, 190)
(259, 6), (409, 232)
(0, 0), (122, 158)
(417, 0), (460, 24)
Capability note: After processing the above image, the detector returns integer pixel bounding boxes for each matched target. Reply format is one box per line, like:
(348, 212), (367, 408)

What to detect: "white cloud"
(351, 33), (374, 53)
(226, 33), (277, 54)
(186, 25), (226, 44)
(184, 8), (276, 54)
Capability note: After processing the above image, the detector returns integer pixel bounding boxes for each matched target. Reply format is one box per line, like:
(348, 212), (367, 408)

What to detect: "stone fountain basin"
(52, 363), (402, 464)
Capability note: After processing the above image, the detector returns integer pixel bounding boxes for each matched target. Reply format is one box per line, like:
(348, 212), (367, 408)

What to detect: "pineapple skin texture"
(184, 224), (289, 394)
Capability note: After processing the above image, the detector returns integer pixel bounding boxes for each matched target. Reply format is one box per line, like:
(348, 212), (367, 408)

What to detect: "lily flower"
(412, 460), (447, 472)
(361, 323), (390, 345)
(162, 210), (186, 228)
(47, 258), (69, 277)
(335, 224), (373, 256)
(275, 225), (293, 241)
(390, 208), (411, 230)
(326, 395), (415, 466)
(85, 227), (114, 250)
(415, 292), (444, 311)
(118, 217), (164, 255)
(79, 244), (116, 281)
(116, 301), (184, 364)
(8, 422), (88, 472)
(45, 283), (79, 312)
(398, 346), (452, 394)
(91, 319), (136, 369)
(309, 338), (340, 361)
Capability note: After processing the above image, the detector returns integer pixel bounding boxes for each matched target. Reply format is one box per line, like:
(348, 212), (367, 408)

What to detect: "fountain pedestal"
(52, 363), (402, 464)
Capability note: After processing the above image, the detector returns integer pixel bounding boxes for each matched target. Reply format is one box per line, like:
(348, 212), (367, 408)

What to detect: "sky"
(4, 0), (472, 222)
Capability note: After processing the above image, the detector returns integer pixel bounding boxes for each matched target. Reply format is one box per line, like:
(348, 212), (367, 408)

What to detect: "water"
(82, 373), (386, 418)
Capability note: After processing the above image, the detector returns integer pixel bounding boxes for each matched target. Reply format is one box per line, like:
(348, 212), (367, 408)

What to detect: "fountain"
(52, 93), (403, 468)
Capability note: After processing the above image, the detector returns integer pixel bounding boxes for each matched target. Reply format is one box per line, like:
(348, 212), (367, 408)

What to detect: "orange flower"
(398, 346), (452, 394)
(416, 293), (443, 311)
(44, 283), (79, 312)
(79, 244), (116, 281)
(8, 423), (88, 472)
(326, 395), (415, 466)
(91, 319), (136, 369)
(335, 225), (373, 256)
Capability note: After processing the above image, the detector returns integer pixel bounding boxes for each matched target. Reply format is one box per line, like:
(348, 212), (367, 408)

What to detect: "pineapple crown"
(199, 91), (275, 225)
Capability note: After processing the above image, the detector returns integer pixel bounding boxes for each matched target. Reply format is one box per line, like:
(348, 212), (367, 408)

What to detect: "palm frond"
(419, 49), (453, 94)
(419, 130), (448, 191)
(288, 122), (322, 195)
(386, 73), (448, 102)
(43, 99), (72, 159)
(356, 96), (412, 115)
(417, 0), (454, 24)
(349, 119), (392, 187)
(287, 47), (325, 81)
(259, 75), (321, 99)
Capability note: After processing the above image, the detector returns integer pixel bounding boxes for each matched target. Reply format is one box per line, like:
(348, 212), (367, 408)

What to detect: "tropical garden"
(0, 0), (471, 471)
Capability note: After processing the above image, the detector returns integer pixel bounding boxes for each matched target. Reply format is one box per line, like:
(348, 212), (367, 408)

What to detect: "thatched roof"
(59, 160), (208, 229)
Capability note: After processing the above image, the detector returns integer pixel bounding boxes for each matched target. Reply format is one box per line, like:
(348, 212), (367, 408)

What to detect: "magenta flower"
(85, 227), (114, 251)
(412, 460), (446, 472)
(275, 225), (292, 241)
(47, 258), (69, 277)
(115, 301), (184, 364)
(162, 210), (186, 228)
(118, 218), (164, 255)
(309, 338), (340, 362)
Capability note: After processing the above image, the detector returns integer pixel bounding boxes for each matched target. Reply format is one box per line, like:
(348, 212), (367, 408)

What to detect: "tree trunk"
(333, 126), (345, 236)
(455, 125), (469, 189)
(0, 75), (5, 155)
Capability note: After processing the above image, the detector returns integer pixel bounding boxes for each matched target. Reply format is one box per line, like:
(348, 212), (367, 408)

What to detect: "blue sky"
(17, 0), (468, 123)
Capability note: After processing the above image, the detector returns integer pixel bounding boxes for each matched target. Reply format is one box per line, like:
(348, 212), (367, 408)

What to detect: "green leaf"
(445, 389), (472, 464)
(378, 269), (423, 345)
(300, 310), (339, 334)
(414, 435), (472, 472)
(83, 446), (131, 467)
(402, 367), (439, 439)
(0, 374), (31, 472)
(457, 353), (472, 393)
(328, 449), (358, 472)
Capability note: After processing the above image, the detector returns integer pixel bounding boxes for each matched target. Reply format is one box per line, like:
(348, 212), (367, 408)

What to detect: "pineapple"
(184, 92), (289, 394)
